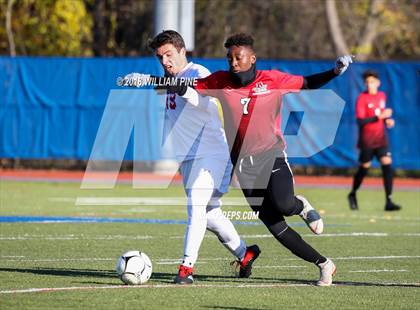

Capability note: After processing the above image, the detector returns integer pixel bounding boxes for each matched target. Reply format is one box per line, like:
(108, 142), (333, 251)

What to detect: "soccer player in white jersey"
(145, 30), (260, 284)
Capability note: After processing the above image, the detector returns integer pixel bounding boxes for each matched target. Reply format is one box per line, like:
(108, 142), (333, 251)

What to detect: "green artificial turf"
(0, 180), (419, 309)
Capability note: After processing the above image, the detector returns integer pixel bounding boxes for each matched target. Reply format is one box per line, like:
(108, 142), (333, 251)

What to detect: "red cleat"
(174, 265), (194, 284)
(233, 245), (261, 278)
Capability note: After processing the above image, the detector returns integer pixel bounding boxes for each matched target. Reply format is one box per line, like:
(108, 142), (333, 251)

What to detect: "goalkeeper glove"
(334, 55), (354, 75)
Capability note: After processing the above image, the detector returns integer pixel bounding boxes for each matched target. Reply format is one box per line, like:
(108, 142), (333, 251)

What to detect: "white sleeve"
(181, 87), (210, 110)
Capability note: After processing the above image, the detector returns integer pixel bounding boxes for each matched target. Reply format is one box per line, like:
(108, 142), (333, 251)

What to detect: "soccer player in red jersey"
(144, 33), (353, 286)
(348, 70), (401, 211)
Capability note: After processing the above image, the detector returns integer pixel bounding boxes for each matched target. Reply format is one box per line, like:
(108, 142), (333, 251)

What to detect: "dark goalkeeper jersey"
(194, 70), (304, 161)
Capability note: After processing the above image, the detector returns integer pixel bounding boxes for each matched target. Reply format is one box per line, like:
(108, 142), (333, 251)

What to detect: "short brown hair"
(362, 70), (379, 80)
(148, 30), (185, 51)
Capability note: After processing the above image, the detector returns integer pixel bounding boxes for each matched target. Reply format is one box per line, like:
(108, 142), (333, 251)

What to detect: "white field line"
(1, 255), (420, 263)
(48, 198), (75, 203)
(0, 258), (115, 262)
(348, 269), (409, 273)
(253, 267), (412, 274)
(0, 236), (154, 240)
(326, 255), (420, 261)
(156, 261), (208, 265)
(53, 197), (420, 220)
(158, 257), (227, 262)
(322, 214), (420, 222)
(1, 281), (419, 295)
(0, 283), (310, 294)
(1, 232), (419, 241)
(73, 197), (250, 206)
(109, 208), (157, 213)
(243, 233), (405, 238)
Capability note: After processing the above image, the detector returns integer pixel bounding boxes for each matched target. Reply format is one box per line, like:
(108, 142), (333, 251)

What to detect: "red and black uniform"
(195, 70), (303, 164)
(355, 91), (390, 162)
(349, 89), (399, 211)
(192, 67), (338, 265)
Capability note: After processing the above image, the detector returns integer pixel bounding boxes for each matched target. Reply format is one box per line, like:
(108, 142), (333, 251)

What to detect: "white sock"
(182, 170), (215, 267)
(206, 199), (247, 260)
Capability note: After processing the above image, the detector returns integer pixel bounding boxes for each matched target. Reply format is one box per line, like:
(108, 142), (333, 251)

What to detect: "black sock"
(381, 164), (393, 202)
(266, 221), (326, 265)
(352, 166), (369, 193)
(293, 197), (304, 215)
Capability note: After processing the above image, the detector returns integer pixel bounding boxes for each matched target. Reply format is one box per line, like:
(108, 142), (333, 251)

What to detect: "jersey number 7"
(240, 97), (251, 115)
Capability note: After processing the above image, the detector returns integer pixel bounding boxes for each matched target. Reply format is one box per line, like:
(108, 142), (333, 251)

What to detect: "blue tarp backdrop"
(0, 56), (419, 169)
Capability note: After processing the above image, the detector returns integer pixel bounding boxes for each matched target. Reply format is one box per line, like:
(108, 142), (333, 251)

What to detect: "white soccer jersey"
(163, 62), (229, 162)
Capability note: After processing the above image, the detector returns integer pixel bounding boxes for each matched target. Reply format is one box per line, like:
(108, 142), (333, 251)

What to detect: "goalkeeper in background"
(348, 70), (401, 211)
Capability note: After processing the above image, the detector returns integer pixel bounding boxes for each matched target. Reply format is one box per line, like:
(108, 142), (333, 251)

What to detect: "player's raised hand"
(385, 118), (395, 128)
(117, 73), (151, 87)
(334, 55), (354, 75)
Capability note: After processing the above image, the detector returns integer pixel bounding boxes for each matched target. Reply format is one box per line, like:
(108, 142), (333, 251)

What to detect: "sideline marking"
(1, 232), (418, 241)
(0, 216), (351, 227)
(74, 197), (250, 206)
(1, 281), (419, 295)
(1, 255), (419, 263)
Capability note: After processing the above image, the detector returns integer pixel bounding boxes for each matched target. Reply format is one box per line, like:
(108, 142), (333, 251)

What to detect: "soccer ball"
(116, 250), (152, 285)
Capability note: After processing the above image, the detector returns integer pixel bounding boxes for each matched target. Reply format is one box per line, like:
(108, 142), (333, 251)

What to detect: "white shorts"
(180, 155), (232, 194)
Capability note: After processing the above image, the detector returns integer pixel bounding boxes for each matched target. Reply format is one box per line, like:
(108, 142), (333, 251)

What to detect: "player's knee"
(188, 188), (214, 207)
(276, 196), (298, 217)
(207, 197), (222, 210)
(380, 156), (392, 165)
(268, 220), (289, 238)
(361, 161), (371, 169)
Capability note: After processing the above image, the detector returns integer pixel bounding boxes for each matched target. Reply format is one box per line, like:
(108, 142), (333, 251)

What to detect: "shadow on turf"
(0, 267), (114, 278)
(154, 273), (420, 288)
(1, 268), (418, 288)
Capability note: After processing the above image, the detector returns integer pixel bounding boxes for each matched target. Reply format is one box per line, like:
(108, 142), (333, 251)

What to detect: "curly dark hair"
(148, 30), (185, 51)
(362, 69), (379, 80)
(224, 33), (254, 49)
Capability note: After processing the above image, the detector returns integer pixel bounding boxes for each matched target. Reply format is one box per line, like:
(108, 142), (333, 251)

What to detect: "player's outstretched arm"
(180, 86), (212, 110)
(118, 72), (210, 110)
(302, 55), (353, 89)
(118, 73), (189, 95)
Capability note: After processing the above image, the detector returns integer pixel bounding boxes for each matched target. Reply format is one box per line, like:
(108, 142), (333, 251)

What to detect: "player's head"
(362, 70), (380, 94)
(224, 33), (256, 73)
(148, 30), (188, 76)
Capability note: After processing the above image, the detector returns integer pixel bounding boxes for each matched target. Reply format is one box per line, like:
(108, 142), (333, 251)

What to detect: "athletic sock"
(183, 183), (215, 268)
(352, 166), (369, 193)
(381, 164), (393, 202)
(206, 205), (247, 260)
(294, 197), (304, 215)
(267, 221), (326, 265)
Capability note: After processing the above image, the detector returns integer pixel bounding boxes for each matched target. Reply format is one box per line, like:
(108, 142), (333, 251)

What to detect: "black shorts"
(359, 146), (391, 163)
(235, 147), (302, 225)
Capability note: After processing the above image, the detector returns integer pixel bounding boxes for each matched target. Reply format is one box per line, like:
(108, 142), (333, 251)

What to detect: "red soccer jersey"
(355, 91), (388, 149)
(195, 70), (304, 160)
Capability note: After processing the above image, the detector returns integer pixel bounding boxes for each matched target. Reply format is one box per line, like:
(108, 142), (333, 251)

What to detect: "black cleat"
(236, 245), (261, 278)
(385, 200), (402, 211)
(348, 192), (358, 210)
(174, 265), (194, 284)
